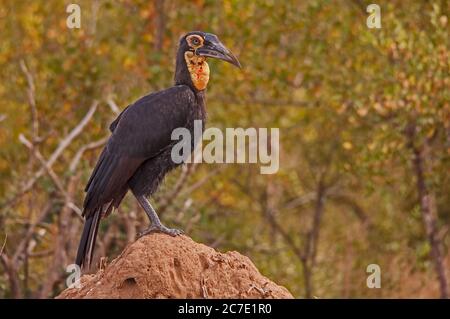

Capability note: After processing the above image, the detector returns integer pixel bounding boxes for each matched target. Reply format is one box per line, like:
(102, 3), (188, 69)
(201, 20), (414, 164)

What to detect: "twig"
(247, 283), (269, 297)
(201, 277), (209, 299)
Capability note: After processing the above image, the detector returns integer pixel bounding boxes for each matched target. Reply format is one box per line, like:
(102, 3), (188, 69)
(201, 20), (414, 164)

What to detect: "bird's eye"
(191, 37), (200, 46)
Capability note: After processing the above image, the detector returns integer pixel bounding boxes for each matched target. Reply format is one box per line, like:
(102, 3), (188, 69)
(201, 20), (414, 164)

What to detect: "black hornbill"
(75, 31), (240, 269)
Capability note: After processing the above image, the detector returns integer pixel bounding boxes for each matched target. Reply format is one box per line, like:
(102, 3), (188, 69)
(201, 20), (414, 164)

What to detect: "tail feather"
(77, 145), (141, 269)
(75, 208), (102, 269)
(85, 147), (107, 192)
(83, 155), (117, 211)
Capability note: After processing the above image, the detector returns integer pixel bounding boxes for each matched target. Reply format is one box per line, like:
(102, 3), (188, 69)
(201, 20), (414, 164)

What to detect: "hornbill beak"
(196, 34), (241, 68)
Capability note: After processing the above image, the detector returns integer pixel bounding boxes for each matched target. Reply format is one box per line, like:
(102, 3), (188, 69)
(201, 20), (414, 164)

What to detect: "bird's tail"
(75, 208), (102, 270)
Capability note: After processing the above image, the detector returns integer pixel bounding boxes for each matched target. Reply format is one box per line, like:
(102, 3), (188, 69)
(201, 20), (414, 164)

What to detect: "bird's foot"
(138, 223), (184, 238)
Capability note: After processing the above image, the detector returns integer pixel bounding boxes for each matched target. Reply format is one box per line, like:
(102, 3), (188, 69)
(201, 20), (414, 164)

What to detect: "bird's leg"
(134, 194), (183, 237)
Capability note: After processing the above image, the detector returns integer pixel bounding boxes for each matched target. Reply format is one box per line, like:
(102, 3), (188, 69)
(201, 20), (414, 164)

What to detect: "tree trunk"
(154, 0), (165, 52)
(302, 176), (326, 298)
(0, 254), (22, 298)
(302, 262), (313, 298)
(407, 124), (448, 298)
(39, 174), (80, 298)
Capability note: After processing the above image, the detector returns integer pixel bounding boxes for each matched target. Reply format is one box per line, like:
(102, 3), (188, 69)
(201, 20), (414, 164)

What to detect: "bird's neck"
(184, 52), (210, 91)
(174, 50), (209, 92)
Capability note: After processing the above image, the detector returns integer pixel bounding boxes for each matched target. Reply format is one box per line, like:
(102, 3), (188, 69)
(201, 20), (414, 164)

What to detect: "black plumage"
(75, 31), (240, 269)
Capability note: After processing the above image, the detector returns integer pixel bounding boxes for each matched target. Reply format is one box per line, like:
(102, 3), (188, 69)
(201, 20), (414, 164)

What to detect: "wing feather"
(82, 85), (195, 218)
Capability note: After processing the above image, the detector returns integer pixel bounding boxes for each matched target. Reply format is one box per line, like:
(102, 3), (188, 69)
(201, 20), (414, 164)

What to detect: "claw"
(138, 224), (184, 238)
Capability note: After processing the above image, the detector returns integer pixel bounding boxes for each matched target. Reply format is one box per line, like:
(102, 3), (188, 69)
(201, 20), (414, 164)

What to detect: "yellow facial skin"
(184, 35), (210, 91)
(184, 51), (210, 91)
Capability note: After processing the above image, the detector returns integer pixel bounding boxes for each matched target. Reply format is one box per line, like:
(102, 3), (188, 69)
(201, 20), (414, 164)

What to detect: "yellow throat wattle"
(184, 51), (210, 91)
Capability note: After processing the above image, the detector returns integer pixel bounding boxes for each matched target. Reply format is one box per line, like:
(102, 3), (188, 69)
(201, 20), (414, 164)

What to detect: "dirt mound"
(57, 233), (293, 299)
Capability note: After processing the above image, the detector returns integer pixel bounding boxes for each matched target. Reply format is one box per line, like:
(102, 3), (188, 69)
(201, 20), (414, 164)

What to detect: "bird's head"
(177, 31), (241, 91)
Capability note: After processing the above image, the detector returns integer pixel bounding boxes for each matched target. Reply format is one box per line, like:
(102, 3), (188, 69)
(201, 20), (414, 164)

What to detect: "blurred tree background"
(0, 0), (449, 298)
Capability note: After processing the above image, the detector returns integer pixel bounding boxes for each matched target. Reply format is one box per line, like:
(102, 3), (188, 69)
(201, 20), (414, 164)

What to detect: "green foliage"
(0, 0), (448, 298)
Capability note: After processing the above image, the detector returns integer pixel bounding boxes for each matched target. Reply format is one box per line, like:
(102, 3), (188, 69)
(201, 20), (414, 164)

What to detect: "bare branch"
(406, 122), (449, 299)
(39, 173), (82, 298)
(19, 60), (39, 141)
(264, 208), (305, 263)
(283, 192), (316, 210)
(1, 101), (98, 209)
(0, 234), (7, 256)
(66, 202), (83, 217)
(28, 249), (54, 258)
(350, 0), (367, 15)
(19, 134), (70, 199)
(0, 253), (22, 298)
(211, 94), (317, 108)
(158, 164), (196, 215)
(154, 0), (166, 52)
(12, 203), (52, 264)
(69, 137), (108, 172)
(304, 177), (326, 274)
(328, 193), (371, 227)
(106, 96), (121, 115)
(47, 101), (99, 165)
(179, 166), (225, 197)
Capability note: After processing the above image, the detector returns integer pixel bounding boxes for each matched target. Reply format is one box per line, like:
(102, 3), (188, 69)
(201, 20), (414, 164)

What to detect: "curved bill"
(196, 33), (241, 68)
